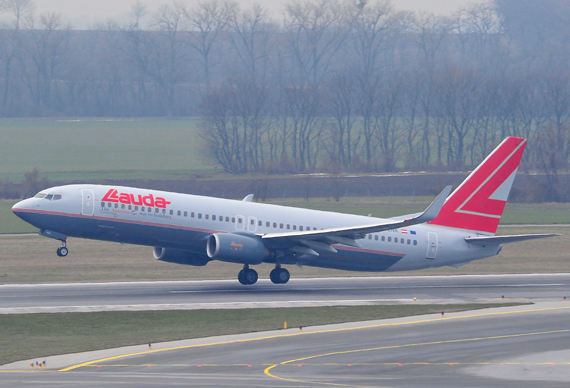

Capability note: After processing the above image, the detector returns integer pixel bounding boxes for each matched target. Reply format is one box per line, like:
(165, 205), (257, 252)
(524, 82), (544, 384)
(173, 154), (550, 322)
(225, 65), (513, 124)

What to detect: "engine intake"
(153, 247), (210, 266)
(206, 233), (270, 264)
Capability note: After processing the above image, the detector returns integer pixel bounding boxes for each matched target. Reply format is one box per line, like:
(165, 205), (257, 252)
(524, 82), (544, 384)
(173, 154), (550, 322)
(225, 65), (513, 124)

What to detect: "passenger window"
(232, 217), (235, 222)
(177, 210), (181, 216)
(388, 237), (391, 242)
(212, 215), (216, 221)
(108, 202), (112, 208)
(250, 219), (254, 225)
(280, 223), (283, 229)
(191, 212), (195, 218)
(128, 205), (132, 210)
(266, 222), (270, 227)
(258, 220), (262, 226)
(198, 213), (202, 219)
(287, 224), (290, 229)
(53, 195), (62, 200)
(205, 214), (209, 220)
(407, 239), (410, 244)
(101, 202), (105, 207)
(226, 217), (230, 222)
(375, 235), (378, 241)
(121, 204), (125, 209)
(382, 236), (385, 241)
(413, 240), (417, 245)
(293, 225), (296, 230)
(135, 206), (138, 211)
(220, 216), (223, 222)
(184, 211), (188, 217)
(401, 238), (404, 244)
(169, 210), (173, 215)
(141, 206), (145, 211)
(273, 222), (277, 228)
(114, 203), (118, 209)
(300, 226), (303, 231)
(238, 218), (242, 224)
(155, 208), (159, 213)
(368, 235), (371, 239)
(162, 209), (166, 214)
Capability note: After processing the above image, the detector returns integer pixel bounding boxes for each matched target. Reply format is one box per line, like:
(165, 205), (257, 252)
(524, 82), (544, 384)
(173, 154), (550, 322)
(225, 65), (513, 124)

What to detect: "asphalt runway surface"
(1, 274), (570, 313)
(2, 275), (570, 387)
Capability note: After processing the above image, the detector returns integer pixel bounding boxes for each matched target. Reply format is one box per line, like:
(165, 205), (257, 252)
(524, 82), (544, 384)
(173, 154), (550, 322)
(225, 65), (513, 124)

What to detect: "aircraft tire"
(244, 269), (258, 285)
(57, 247), (68, 257)
(238, 270), (247, 285)
(277, 268), (290, 284)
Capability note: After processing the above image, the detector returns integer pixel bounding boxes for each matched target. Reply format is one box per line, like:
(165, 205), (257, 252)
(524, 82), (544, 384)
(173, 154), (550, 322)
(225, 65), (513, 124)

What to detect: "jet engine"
(153, 247), (210, 266)
(206, 233), (270, 264)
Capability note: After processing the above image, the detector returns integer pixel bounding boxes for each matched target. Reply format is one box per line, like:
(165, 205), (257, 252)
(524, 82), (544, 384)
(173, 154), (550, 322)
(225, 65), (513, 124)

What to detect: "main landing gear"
(270, 265), (290, 284)
(237, 265), (291, 285)
(238, 265), (258, 285)
(56, 242), (68, 257)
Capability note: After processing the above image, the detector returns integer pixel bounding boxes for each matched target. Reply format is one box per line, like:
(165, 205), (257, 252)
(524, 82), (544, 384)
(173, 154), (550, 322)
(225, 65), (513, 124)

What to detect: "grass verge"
(0, 303), (521, 366)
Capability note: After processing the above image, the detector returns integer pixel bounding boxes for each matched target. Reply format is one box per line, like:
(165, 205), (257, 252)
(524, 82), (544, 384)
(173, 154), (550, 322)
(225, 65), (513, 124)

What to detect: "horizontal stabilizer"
(465, 234), (560, 246)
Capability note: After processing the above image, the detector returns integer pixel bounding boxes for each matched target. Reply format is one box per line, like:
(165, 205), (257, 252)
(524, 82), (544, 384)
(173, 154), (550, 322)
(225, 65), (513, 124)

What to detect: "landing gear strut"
(56, 242), (68, 257)
(238, 265), (258, 285)
(270, 265), (290, 284)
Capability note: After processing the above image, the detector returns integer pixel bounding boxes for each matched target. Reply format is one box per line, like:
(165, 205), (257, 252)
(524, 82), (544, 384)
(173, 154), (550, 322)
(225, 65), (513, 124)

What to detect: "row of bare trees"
(1, 0), (570, 198)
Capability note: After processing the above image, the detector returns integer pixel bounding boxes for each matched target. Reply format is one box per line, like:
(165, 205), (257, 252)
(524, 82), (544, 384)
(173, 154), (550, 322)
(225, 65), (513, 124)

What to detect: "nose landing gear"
(270, 265), (290, 284)
(238, 265), (258, 285)
(56, 242), (68, 257)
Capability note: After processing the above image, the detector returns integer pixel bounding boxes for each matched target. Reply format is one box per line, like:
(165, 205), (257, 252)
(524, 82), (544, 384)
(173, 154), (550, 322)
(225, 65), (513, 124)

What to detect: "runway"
(2, 274), (570, 313)
(1, 302), (570, 387)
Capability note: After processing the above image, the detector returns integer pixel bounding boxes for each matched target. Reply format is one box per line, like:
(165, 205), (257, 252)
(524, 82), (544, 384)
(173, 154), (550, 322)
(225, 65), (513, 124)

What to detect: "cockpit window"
(53, 195), (62, 200)
(34, 193), (47, 199)
(45, 194), (53, 200)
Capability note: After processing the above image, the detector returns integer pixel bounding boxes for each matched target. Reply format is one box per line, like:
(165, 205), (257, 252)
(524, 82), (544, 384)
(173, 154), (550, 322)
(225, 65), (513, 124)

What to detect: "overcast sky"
(24, 0), (478, 29)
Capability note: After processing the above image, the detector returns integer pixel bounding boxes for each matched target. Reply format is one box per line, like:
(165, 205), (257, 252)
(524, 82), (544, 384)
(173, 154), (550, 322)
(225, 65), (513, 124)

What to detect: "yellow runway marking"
(264, 328), (570, 387)
(60, 305), (570, 372)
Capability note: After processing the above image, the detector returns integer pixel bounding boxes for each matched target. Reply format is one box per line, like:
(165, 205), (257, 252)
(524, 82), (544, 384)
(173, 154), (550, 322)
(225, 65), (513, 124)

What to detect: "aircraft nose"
(12, 198), (34, 214)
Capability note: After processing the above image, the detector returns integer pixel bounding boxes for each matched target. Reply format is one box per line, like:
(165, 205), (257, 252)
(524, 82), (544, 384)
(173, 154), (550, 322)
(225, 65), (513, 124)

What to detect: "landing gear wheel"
(238, 270), (247, 285)
(238, 268), (258, 285)
(57, 247), (68, 257)
(270, 267), (290, 284)
(244, 269), (258, 285)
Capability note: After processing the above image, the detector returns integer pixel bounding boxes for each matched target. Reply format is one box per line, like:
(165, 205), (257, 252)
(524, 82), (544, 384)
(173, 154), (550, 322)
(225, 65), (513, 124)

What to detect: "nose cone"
(12, 198), (34, 219)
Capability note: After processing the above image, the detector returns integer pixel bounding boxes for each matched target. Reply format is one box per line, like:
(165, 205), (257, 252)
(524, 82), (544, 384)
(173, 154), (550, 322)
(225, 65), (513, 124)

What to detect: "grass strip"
(0, 303), (523, 366)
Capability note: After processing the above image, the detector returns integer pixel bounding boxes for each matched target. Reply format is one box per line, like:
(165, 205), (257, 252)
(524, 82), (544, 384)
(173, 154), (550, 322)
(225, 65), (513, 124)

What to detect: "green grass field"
(0, 118), (208, 182)
(0, 303), (517, 366)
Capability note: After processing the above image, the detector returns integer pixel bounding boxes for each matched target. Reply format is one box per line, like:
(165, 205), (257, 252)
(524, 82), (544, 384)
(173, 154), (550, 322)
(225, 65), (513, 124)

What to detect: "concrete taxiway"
(2, 274), (570, 313)
(1, 301), (570, 387)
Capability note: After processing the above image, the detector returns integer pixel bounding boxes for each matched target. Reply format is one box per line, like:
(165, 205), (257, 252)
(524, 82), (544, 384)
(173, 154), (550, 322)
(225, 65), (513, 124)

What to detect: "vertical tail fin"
(428, 137), (527, 234)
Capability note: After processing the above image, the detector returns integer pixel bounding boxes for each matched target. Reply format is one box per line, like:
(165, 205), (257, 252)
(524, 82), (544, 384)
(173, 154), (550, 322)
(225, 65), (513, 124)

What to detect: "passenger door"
(426, 232), (437, 260)
(81, 189), (95, 216)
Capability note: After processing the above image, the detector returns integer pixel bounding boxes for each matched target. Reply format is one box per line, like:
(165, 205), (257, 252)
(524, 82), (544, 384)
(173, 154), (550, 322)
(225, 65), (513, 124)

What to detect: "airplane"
(12, 137), (558, 285)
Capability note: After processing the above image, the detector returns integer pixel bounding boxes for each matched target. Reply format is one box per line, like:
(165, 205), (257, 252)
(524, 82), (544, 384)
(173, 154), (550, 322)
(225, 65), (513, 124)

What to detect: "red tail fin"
(429, 137), (527, 234)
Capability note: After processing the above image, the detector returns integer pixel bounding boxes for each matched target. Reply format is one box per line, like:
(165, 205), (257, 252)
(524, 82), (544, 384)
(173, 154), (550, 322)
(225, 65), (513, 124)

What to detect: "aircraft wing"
(465, 234), (560, 246)
(259, 186), (452, 255)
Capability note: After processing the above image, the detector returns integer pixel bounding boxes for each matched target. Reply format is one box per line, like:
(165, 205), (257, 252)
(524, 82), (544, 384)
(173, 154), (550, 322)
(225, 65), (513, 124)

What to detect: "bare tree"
(184, 0), (237, 93)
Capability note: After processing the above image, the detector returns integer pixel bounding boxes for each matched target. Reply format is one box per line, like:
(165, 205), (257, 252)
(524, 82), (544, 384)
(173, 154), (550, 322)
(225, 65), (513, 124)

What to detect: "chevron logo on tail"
(428, 137), (527, 234)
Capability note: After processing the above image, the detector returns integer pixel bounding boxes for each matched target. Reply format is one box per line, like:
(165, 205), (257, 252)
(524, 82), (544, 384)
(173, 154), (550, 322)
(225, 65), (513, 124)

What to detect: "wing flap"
(465, 234), (560, 246)
(260, 186), (452, 245)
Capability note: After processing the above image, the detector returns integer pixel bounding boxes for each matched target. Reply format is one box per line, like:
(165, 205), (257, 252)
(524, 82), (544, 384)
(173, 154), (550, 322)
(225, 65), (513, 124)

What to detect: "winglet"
(413, 185), (452, 224)
(242, 194), (254, 202)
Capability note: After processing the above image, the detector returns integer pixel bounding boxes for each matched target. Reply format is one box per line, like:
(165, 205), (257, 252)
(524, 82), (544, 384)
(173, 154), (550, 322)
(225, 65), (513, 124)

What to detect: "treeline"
(1, 0), (570, 199)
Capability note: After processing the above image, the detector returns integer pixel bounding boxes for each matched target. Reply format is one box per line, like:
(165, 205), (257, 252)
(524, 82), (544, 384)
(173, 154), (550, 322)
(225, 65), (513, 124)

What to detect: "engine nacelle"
(153, 247), (210, 266)
(206, 233), (270, 264)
